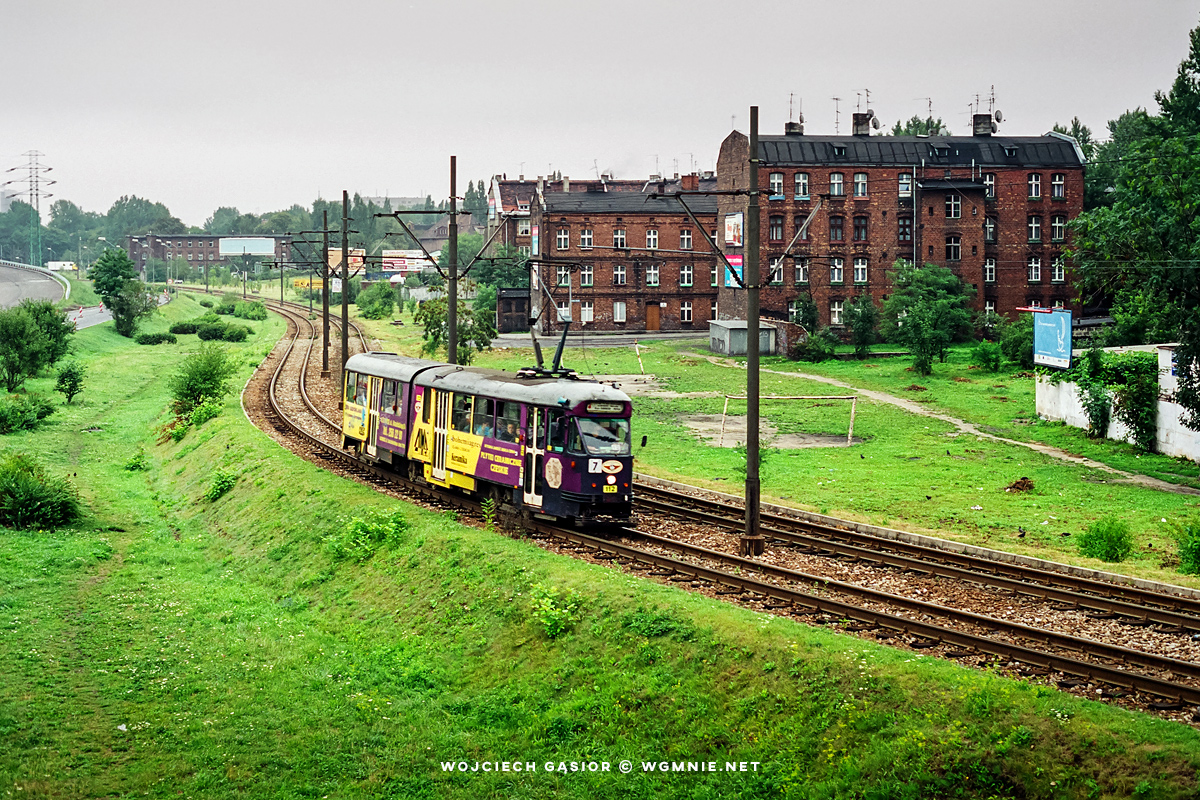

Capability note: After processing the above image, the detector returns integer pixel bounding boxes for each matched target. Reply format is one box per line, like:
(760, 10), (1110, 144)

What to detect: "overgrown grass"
(2, 302), (1200, 797)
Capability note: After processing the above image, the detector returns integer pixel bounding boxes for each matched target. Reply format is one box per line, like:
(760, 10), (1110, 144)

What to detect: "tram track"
(238, 299), (1200, 719)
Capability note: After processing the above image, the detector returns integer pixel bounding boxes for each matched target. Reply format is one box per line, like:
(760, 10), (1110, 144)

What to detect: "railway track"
(239, 299), (1200, 718)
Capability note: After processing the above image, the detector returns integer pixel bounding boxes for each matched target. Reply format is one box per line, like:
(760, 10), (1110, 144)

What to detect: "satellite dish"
(991, 121), (998, 134)
(867, 108), (875, 118)
(871, 117), (881, 129)
(994, 110), (1004, 123)
(797, 112), (805, 123)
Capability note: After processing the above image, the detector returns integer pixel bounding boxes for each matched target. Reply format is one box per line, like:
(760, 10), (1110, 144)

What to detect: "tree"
(104, 195), (173, 240)
(789, 292), (819, 332)
(890, 115), (950, 136)
(414, 296), (496, 365)
(470, 244), (529, 288)
(1052, 117), (1096, 161)
(473, 284), (497, 320)
(356, 281), (396, 319)
(0, 308), (48, 392)
(882, 261), (975, 375)
(18, 299), (73, 366)
(107, 279), (158, 338)
(55, 361), (85, 404)
(845, 294), (879, 359)
(90, 248), (138, 300)
(1155, 22), (1200, 135)
(168, 343), (238, 417)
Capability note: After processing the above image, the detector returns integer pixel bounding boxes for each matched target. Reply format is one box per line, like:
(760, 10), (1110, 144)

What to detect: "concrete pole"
(447, 156), (458, 365)
(322, 210), (330, 377)
(341, 191), (350, 376)
(745, 105), (762, 547)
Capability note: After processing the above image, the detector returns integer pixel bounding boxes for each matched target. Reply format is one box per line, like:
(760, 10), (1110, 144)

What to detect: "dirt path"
(685, 351), (1200, 497)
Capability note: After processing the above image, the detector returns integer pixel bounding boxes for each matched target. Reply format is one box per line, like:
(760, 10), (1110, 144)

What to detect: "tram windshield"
(573, 417), (631, 456)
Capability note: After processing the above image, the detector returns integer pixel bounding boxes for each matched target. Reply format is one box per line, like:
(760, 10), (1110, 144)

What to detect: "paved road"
(0, 265), (65, 308)
(72, 290), (172, 330)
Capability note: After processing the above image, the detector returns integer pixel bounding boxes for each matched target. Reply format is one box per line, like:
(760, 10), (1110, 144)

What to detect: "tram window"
(451, 395), (473, 432)
(344, 371), (357, 403)
(355, 375), (368, 405)
(547, 410), (567, 452)
(577, 418), (631, 456)
(473, 398), (495, 437)
(381, 380), (398, 414)
(496, 402), (520, 441)
(567, 420), (585, 454)
(422, 389), (431, 424)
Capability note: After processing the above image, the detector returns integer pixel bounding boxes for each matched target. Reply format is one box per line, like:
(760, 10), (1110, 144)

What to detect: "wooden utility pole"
(447, 156), (459, 365)
(341, 190), (350, 377)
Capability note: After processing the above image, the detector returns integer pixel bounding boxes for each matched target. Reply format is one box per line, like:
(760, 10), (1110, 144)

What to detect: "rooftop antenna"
(989, 85), (996, 114)
(593, 159), (600, 179)
(832, 97), (842, 134)
(731, 114), (736, 130)
(789, 92), (794, 120)
(865, 88), (872, 111)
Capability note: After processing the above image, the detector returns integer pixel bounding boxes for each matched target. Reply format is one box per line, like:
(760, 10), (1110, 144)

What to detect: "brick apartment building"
(714, 113), (1086, 329)
(529, 179), (718, 332)
(125, 233), (292, 277)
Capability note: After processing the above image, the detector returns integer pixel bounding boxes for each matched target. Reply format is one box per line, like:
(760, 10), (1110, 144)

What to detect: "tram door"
(522, 407), (544, 508)
(364, 379), (380, 458)
(431, 389), (450, 481)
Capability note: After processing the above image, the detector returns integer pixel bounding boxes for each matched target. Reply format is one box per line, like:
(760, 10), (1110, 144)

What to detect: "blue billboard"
(1033, 308), (1072, 369)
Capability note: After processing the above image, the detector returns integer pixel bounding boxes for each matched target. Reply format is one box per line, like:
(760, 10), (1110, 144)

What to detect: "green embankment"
(3, 298), (1199, 798)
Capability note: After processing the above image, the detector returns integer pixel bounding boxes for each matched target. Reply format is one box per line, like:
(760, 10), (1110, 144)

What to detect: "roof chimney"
(973, 113), (997, 137)
(784, 120), (804, 136)
(852, 112), (874, 136)
(681, 173), (699, 191)
(563, 176), (570, 193)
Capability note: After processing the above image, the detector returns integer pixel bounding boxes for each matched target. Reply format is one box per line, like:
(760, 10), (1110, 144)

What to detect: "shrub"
(788, 326), (839, 362)
(197, 323), (227, 341)
(1173, 518), (1200, 575)
(324, 508), (410, 561)
(198, 299), (214, 308)
(135, 332), (177, 345)
(124, 447), (150, 471)
(356, 282), (397, 320)
(0, 452), (82, 529)
(168, 342), (238, 417)
(55, 361), (85, 404)
(1077, 516), (1134, 563)
(529, 583), (582, 638)
(233, 300), (268, 321)
(971, 341), (1003, 372)
(169, 321), (199, 335)
(999, 315), (1035, 369)
(204, 468), (237, 501)
(0, 394), (55, 434)
(188, 398), (223, 427)
(221, 325), (249, 342)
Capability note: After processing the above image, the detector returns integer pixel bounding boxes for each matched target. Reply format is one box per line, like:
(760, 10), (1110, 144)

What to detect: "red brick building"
(125, 233), (292, 277)
(529, 183), (718, 332)
(714, 114), (1086, 328)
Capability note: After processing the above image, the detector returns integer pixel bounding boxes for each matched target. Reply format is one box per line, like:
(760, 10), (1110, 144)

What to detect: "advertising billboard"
(219, 237), (276, 257)
(381, 249), (435, 274)
(1033, 308), (1072, 369)
(724, 213), (744, 248)
(724, 254), (744, 288)
(327, 248), (366, 272)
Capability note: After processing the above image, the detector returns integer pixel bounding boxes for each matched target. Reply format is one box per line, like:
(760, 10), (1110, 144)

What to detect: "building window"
(518, 245), (531, 257)
(1028, 173), (1041, 198)
(769, 257), (783, 285)
(1028, 216), (1042, 242)
(985, 299), (996, 316)
(898, 216), (912, 242)
(557, 265), (571, 286)
(853, 215), (868, 241)
(769, 215), (784, 242)
(829, 216), (844, 242)
(580, 301), (594, 323)
(984, 216), (996, 243)
(1052, 257), (1065, 283)
(646, 263), (659, 287)
(1029, 299), (1043, 308)
(613, 300), (626, 323)
(680, 263), (693, 287)
(557, 300), (570, 321)
(1051, 173), (1065, 198)
(788, 299), (802, 323)
(853, 172), (868, 197)
(1054, 299), (1065, 309)
(711, 265), (719, 287)
(1051, 215), (1066, 241)
(613, 264), (626, 285)
(516, 201), (530, 212)
(556, 229), (569, 250)
(984, 173), (996, 198)
(795, 258), (810, 284)
(795, 172), (810, 198)
(945, 235), (961, 261)
(1028, 257), (1041, 282)
(830, 257), (844, 284)
(681, 301), (693, 323)
(945, 194), (961, 219)
(680, 229), (692, 250)
(646, 229), (658, 250)
(853, 257), (867, 284)
(580, 264), (593, 287)
(793, 215), (810, 241)
(579, 228), (593, 248)
(711, 299), (718, 318)
(613, 229), (627, 248)
(898, 172), (912, 197)
(984, 258), (996, 283)
(829, 172), (844, 196)
(769, 172), (784, 197)
(830, 300), (844, 325)
(517, 219), (531, 235)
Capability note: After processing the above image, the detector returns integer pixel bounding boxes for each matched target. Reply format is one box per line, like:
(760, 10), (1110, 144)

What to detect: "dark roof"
(758, 135), (1084, 168)
(542, 192), (717, 215)
(498, 287), (529, 299)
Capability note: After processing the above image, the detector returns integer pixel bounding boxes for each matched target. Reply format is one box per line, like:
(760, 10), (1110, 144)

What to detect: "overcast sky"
(3, 0), (1196, 227)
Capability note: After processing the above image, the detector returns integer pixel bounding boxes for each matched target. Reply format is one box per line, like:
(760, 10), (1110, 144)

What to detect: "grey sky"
(4, 0), (1195, 226)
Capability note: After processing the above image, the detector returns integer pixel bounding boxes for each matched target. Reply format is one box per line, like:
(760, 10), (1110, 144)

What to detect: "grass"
(1, 299), (1199, 796)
